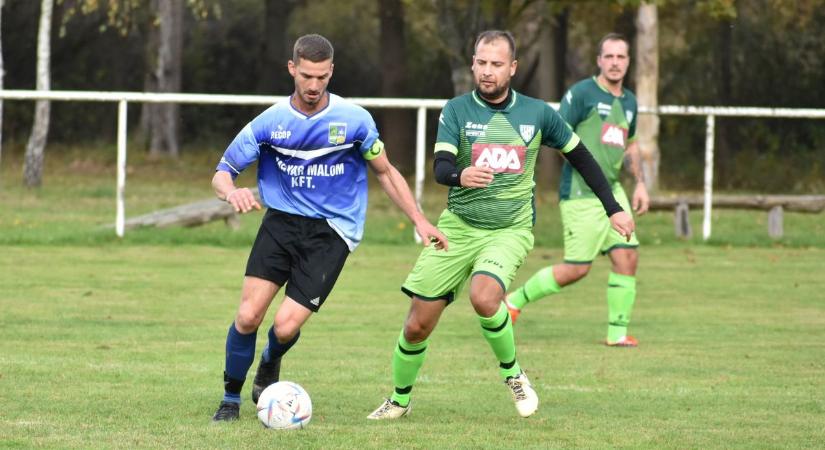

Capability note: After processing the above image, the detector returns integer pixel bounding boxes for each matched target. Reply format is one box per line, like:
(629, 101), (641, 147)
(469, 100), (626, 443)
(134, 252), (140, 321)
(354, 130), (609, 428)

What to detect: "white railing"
(2, 89), (825, 240)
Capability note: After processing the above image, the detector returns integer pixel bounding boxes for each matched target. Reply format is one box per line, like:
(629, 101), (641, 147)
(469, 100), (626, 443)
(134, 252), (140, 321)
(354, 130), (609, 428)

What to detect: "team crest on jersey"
(328, 122), (347, 145)
(519, 125), (535, 143)
(471, 143), (526, 174)
(600, 123), (628, 148)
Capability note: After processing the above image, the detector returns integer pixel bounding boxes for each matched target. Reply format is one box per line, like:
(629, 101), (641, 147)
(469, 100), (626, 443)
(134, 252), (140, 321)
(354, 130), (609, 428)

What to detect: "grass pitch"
(1, 244), (823, 449)
(1, 147), (823, 447)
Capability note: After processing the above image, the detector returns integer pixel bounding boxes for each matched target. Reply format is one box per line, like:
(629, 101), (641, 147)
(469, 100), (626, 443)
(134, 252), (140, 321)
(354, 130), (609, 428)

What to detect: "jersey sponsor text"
(600, 123), (628, 148)
(471, 143), (526, 174)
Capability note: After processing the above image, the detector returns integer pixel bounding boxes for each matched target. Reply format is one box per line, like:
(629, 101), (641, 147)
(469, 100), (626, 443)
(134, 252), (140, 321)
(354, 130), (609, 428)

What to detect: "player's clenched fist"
(460, 166), (495, 188)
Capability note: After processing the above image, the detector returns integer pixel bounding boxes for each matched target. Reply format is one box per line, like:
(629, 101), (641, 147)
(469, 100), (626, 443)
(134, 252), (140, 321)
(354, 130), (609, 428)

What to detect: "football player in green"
(506, 33), (649, 347)
(368, 30), (634, 420)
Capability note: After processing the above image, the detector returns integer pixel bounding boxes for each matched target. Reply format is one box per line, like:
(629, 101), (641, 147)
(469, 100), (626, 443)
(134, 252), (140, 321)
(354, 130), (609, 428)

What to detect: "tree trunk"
(436, 0), (479, 95)
(136, 8), (160, 150)
(149, 0), (183, 158)
(634, 1), (660, 191)
(0, 0), (5, 181)
(379, 0), (414, 173)
(715, 17), (734, 186)
(23, 0), (53, 188)
(535, 7), (568, 190)
(259, 0), (301, 94)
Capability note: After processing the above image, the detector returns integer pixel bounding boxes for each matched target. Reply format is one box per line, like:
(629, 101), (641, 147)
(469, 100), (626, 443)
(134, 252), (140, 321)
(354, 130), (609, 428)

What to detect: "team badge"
(328, 122), (347, 145)
(519, 125), (535, 143)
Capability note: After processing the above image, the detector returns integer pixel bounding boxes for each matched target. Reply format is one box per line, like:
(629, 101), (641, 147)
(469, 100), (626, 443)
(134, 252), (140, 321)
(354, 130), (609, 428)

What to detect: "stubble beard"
(476, 81), (509, 103)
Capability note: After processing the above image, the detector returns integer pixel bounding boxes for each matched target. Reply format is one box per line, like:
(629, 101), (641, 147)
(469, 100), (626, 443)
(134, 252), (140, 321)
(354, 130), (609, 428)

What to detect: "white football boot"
(505, 372), (539, 417)
(366, 398), (411, 420)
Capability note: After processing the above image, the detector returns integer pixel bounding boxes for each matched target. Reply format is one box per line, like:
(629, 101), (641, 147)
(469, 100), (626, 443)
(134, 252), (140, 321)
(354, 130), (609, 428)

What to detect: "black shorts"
(245, 209), (350, 312)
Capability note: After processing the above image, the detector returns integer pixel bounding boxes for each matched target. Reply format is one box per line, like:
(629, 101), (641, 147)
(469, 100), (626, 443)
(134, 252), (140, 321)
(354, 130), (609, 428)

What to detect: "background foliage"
(2, 0), (825, 191)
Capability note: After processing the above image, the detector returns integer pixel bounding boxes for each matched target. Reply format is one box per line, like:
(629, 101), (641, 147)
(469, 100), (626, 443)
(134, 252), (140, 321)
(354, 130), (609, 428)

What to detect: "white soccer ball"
(256, 381), (312, 430)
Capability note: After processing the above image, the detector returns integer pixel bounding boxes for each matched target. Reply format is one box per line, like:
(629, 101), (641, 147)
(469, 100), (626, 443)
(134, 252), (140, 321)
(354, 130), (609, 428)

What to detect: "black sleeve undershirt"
(563, 142), (624, 216)
(433, 151), (463, 187)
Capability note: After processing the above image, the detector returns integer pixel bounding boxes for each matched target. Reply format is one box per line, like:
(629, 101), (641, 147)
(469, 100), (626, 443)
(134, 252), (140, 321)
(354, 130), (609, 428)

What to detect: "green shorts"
(560, 185), (639, 264)
(402, 209), (534, 304)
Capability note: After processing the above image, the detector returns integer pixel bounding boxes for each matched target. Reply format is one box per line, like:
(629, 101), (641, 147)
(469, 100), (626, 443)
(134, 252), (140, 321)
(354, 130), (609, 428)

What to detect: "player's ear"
(510, 59), (518, 77)
(287, 60), (296, 77)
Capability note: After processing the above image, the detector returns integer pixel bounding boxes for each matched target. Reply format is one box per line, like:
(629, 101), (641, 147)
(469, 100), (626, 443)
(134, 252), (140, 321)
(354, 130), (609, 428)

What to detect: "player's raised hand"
(609, 210), (635, 242)
(416, 221), (449, 251)
(460, 166), (495, 188)
(226, 187), (261, 214)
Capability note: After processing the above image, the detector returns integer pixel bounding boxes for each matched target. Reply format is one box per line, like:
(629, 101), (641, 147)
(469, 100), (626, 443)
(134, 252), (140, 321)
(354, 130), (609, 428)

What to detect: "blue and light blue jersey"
(216, 93), (384, 250)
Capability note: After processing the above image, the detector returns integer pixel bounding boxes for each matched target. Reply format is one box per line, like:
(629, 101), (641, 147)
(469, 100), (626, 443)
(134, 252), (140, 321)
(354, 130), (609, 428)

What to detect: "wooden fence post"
(768, 205), (784, 239)
(675, 201), (692, 239)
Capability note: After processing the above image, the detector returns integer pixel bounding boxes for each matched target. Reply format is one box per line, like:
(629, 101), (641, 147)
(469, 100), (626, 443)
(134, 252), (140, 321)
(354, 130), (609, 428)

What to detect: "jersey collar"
(592, 76), (625, 98)
(472, 88), (517, 112)
(287, 92), (336, 121)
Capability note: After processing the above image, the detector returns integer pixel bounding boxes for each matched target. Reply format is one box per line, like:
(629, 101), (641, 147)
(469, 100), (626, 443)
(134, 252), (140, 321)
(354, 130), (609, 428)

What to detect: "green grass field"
(2, 245), (824, 448)
(1, 148), (824, 448)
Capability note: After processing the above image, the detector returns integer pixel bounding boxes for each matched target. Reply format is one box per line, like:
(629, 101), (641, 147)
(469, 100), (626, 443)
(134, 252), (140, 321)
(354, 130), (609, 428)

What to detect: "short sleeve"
(353, 108), (383, 160)
(434, 101), (460, 155)
(541, 102), (579, 153)
(216, 107), (276, 178)
(628, 98), (638, 142)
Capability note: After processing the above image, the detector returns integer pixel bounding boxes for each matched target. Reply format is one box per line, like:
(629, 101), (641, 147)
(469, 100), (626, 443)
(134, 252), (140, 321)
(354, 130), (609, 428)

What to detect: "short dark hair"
(597, 32), (630, 56)
(292, 34), (334, 63)
(474, 30), (517, 60)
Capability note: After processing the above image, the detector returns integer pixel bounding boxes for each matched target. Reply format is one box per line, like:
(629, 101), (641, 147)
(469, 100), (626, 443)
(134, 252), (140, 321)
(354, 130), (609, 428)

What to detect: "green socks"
(507, 266), (561, 310)
(479, 303), (521, 379)
(390, 330), (428, 407)
(607, 272), (637, 343)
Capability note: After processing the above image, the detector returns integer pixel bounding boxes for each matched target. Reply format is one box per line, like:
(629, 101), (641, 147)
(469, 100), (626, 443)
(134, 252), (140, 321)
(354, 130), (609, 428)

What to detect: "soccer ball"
(256, 381), (312, 429)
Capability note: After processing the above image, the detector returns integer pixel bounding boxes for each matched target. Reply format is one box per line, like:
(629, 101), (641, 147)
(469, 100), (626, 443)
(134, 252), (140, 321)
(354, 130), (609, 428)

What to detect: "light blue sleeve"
(215, 107), (274, 178)
(353, 107), (381, 159)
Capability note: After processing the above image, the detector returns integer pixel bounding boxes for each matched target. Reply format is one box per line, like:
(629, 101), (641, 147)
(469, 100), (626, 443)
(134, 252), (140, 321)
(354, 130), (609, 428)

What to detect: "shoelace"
(375, 400), (394, 415)
(507, 378), (527, 401)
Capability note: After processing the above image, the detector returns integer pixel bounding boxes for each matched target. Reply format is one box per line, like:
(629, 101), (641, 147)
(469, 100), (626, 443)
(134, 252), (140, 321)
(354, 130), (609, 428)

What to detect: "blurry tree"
(379, 0), (414, 172)
(258, 0), (303, 95)
(145, 0), (183, 158)
(634, 1), (660, 190)
(1, 0), (824, 191)
(435, 0), (516, 95)
(23, 0), (53, 188)
(0, 0), (5, 180)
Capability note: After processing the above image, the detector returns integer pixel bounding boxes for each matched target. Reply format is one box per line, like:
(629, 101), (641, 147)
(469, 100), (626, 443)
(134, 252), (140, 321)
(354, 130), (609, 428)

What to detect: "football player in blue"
(211, 34), (447, 422)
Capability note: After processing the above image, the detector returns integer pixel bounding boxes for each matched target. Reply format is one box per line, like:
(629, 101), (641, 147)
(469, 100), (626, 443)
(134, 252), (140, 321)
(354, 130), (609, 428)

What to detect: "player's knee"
(469, 293), (502, 317)
(272, 319), (300, 343)
(403, 320), (432, 343)
(235, 307), (264, 333)
(569, 265), (591, 282)
(612, 250), (638, 274)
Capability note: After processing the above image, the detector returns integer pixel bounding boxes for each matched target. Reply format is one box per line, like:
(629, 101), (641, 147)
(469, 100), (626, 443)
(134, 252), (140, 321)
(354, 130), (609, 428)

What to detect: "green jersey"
(559, 77), (638, 200)
(435, 89), (580, 230)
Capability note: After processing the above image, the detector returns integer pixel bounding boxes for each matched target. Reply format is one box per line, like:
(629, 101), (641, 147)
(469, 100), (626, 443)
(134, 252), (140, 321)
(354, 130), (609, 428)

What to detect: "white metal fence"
(2, 89), (825, 240)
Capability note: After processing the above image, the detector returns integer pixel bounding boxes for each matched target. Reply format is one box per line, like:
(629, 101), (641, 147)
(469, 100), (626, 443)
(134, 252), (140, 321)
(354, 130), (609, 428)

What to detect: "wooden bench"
(649, 195), (825, 238)
(122, 189), (262, 231)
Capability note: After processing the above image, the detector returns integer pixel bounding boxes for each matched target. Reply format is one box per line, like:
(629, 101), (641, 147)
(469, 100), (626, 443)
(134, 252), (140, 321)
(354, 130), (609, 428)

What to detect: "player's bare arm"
(212, 170), (261, 214)
(625, 141), (649, 215)
(368, 152), (448, 250)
